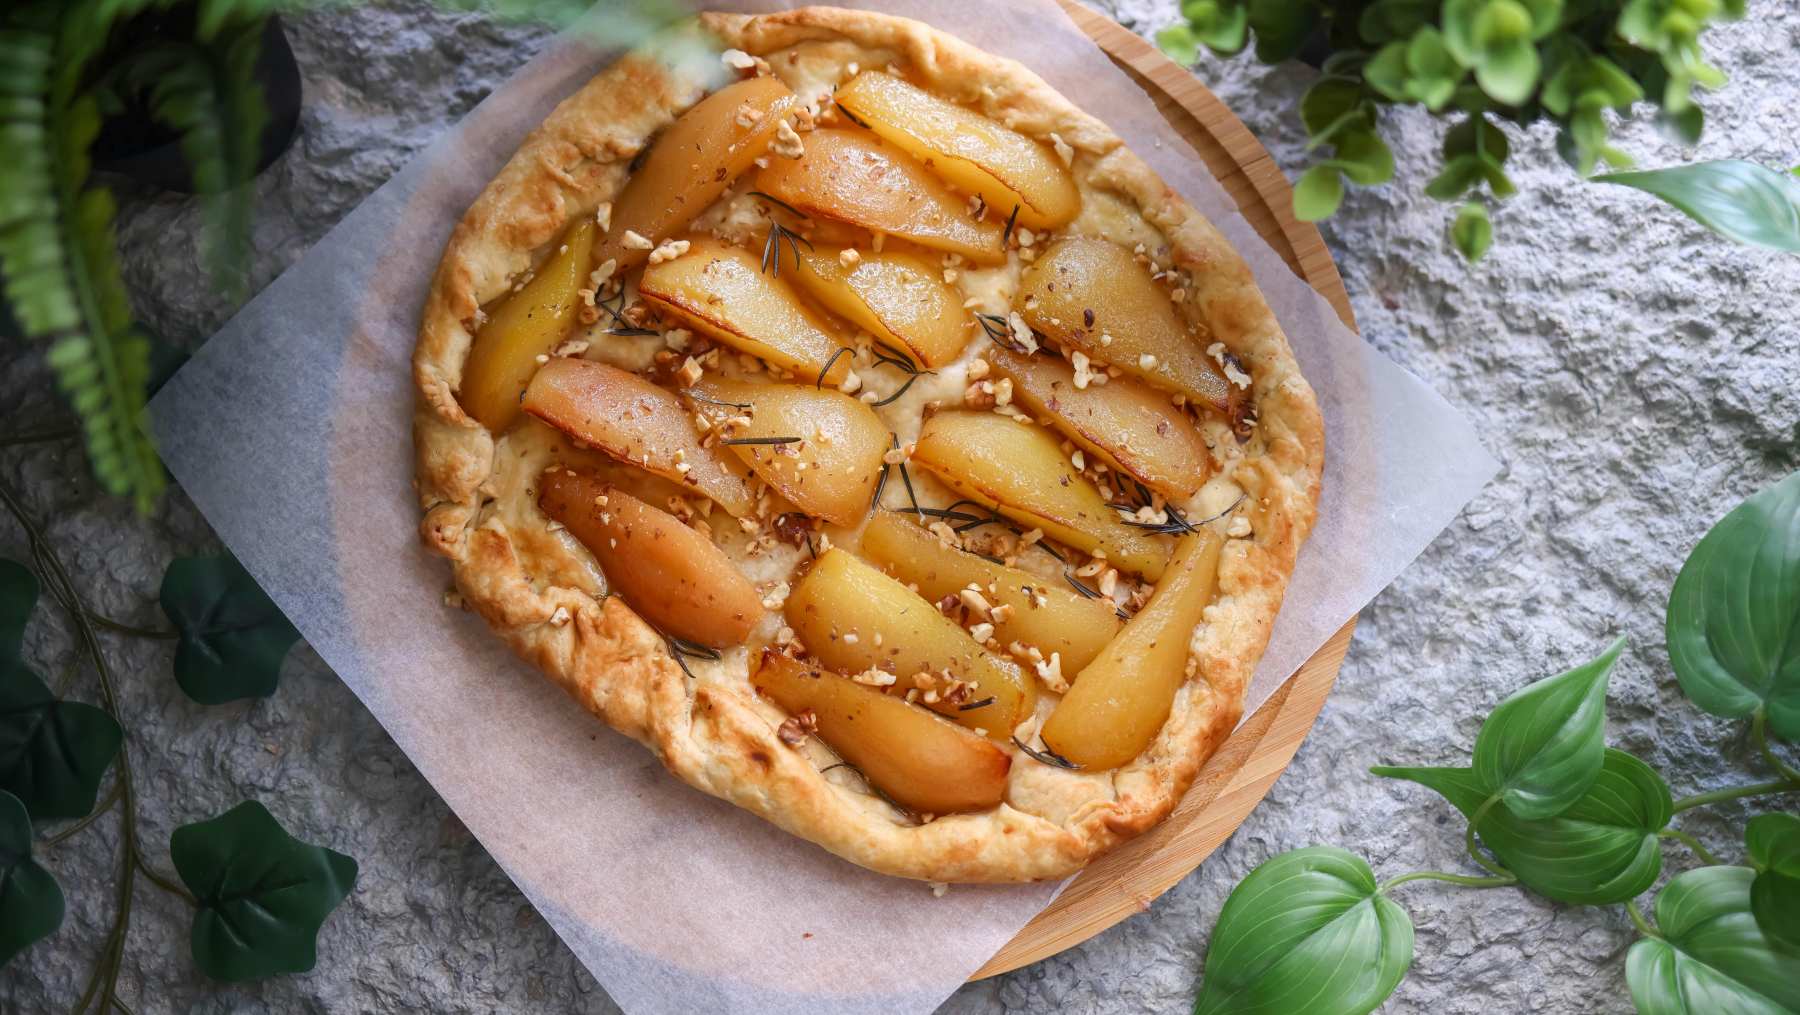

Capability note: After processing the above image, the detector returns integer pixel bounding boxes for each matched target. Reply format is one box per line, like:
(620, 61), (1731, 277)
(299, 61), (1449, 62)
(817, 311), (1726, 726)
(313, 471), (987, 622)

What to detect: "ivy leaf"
(161, 555), (301, 705)
(171, 800), (358, 981)
(1626, 867), (1800, 1013)
(1247, 0), (1317, 63)
(1472, 635), (1623, 819)
(1745, 813), (1800, 952)
(1598, 161), (1800, 254)
(0, 789), (63, 966)
(1451, 201), (1493, 261)
(1375, 750), (1671, 904)
(0, 561), (35, 662)
(1665, 471), (1800, 738)
(1194, 846), (1412, 1015)
(0, 662), (123, 821)
(1293, 164), (1345, 221)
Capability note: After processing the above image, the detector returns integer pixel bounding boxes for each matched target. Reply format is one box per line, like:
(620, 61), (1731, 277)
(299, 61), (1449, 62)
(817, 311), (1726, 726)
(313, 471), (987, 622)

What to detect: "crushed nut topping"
(621, 229), (654, 251)
(648, 237), (691, 265)
(776, 708), (817, 746)
(595, 202), (612, 232)
(771, 118), (805, 159)
(721, 48), (757, 71)
(1049, 131), (1074, 167)
(838, 247), (861, 268)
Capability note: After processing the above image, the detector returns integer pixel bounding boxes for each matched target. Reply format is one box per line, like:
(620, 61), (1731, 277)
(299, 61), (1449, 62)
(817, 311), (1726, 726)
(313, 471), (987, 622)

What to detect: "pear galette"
(412, 7), (1323, 883)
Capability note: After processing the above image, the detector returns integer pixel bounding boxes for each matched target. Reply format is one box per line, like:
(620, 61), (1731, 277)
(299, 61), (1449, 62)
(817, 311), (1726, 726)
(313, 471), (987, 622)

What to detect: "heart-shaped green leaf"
(172, 800), (358, 981)
(1473, 635), (1623, 819)
(0, 661), (124, 821)
(1746, 813), (1800, 952)
(0, 789), (63, 966)
(1627, 866), (1800, 1014)
(1599, 162), (1800, 254)
(0, 561), (34, 663)
(1293, 164), (1345, 221)
(1301, 78), (1371, 141)
(1665, 471), (1800, 738)
(161, 555), (301, 705)
(1451, 201), (1493, 261)
(1375, 750), (1671, 904)
(1248, 0), (1318, 63)
(1475, 37), (1541, 105)
(1195, 846), (1412, 1015)
(1329, 130), (1395, 185)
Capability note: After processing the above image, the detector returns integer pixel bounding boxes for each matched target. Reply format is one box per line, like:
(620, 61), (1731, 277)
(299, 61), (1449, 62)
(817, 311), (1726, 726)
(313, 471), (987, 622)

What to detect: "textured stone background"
(3, 1), (1798, 1012)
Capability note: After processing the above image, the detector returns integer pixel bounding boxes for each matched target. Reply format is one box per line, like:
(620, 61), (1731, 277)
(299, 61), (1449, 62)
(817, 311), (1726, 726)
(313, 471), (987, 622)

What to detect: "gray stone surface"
(3, 1), (1797, 1011)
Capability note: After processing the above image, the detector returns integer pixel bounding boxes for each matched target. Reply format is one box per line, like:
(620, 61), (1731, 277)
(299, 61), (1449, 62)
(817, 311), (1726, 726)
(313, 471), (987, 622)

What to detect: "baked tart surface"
(413, 7), (1324, 882)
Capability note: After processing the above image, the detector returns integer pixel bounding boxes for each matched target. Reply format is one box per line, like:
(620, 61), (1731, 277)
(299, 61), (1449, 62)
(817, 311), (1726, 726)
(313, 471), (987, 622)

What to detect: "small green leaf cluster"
(0, 474), (344, 1003)
(1158, 0), (1749, 260)
(1191, 470), (1800, 1014)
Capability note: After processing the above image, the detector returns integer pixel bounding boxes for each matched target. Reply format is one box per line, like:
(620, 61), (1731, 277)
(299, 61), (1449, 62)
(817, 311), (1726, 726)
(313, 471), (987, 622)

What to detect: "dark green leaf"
(0, 789), (63, 966)
(1300, 78), (1368, 138)
(0, 662), (123, 821)
(1473, 635), (1623, 818)
(1444, 114), (1512, 165)
(0, 560), (34, 662)
(1370, 763), (1489, 812)
(1746, 813), (1800, 952)
(1330, 130), (1395, 185)
(1358, 0), (1433, 44)
(161, 555), (301, 705)
(1427, 155), (1484, 200)
(1598, 161), (1800, 254)
(1452, 200), (1493, 261)
(1248, 0), (1317, 63)
(172, 800), (358, 981)
(1194, 846), (1412, 1015)
(1293, 164), (1345, 221)
(1627, 867), (1800, 1014)
(1665, 471), (1800, 737)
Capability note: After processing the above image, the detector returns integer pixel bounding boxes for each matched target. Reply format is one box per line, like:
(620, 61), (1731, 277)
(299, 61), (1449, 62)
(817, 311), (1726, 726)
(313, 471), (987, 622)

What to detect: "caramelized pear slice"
(637, 237), (852, 385)
(595, 77), (799, 272)
(522, 357), (755, 516)
(859, 511), (1122, 672)
(1041, 529), (1222, 769)
(1017, 236), (1246, 421)
(985, 346), (1212, 500)
(784, 547), (1036, 735)
(834, 70), (1079, 230)
(754, 129), (1004, 265)
(459, 218), (597, 431)
(752, 650), (1010, 815)
(689, 378), (888, 526)
(539, 472), (763, 647)
(911, 411), (1168, 580)
(792, 245), (972, 367)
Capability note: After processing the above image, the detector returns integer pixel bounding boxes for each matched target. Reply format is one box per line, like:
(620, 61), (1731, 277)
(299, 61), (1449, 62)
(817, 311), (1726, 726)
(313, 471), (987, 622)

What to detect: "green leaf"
(1745, 813), (1800, 952)
(0, 561), (35, 662)
(0, 789), (63, 966)
(1426, 155), (1483, 200)
(161, 555), (301, 705)
(1247, 0), (1317, 63)
(1330, 130), (1395, 185)
(1293, 164), (1344, 221)
(1300, 78), (1369, 139)
(1358, 0), (1433, 43)
(1475, 38), (1541, 105)
(1156, 23), (1200, 65)
(1451, 201), (1493, 261)
(1194, 846), (1412, 1015)
(1443, 113), (1512, 164)
(1627, 867), (1800, 1014)
(1665, 472), (1800, 737)
(1473, 636), (1623, 818)
(0, 661), (123, 821)
(1598, 161), (1800, 254)
(1362, 42), (1412, 103)
(172, 800), (358, 981)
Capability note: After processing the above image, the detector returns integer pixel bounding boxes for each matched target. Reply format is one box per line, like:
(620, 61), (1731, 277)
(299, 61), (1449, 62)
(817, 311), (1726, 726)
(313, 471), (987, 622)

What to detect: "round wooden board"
(974, 2), (1360, 980)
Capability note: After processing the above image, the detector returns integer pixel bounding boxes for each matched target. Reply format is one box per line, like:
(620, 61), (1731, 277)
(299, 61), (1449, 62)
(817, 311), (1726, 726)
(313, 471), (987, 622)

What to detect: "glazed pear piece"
(522, 357), (755, 516)
(594, 76), (799, 272)
(459, 218), (597, 431)
(859, 511), (1122, 672)
(783, 547), (1036, 735)
(985, 346), (1212, 500)
(834, 70), (1079, 230)
(1041, 529), (1223, 769)
(1016, 236), (1246, 421)
(637, 237), (853, 385)
(911, 411), (1168, 580)
(754, 129), (1005, 265)
(752, 650), (1010, 815)
(791, 245), (972, 368)
(538, 472), (764, 647)
(688, 378), (888, 526)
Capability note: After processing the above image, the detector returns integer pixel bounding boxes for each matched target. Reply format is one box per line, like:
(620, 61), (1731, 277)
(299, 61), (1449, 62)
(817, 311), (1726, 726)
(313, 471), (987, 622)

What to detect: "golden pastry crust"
(412, 7), (1324, 882)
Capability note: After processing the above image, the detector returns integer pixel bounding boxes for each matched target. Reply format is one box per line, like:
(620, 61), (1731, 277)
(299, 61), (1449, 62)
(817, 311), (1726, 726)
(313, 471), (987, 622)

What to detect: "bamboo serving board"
(973, 1), (1360, 979)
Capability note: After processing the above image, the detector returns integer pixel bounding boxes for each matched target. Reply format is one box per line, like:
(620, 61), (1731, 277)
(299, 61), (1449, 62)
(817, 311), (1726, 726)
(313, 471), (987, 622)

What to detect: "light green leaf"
(1361, 42), (1411, 103)
(1452, 201), (1494, 261)
(1293, 164), (1344, 221)
(1156, 23), (1200, 65)
(1475, 38), (1541, 105)
(0, 789), (63, 967)
(161, 555), (302, 705)
(1331, 130), (1395, 185)
(1745, 813), (1800, 952)
(1194, 846), (1412, 1015)
(1473, 636), (1623, 818)
(1598, 161), (1800, 254)
(1426, 155), (1483, 200)
(1627, 867), (1800, 1014)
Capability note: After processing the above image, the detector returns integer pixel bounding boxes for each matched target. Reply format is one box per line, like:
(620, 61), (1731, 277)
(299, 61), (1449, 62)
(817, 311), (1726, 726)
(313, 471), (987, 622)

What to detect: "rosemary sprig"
(746, 190), (809, 220)
(683, 390), (753, 411)
(1012, 735), (1079, 770)
(605, 326), (659, 338)
(835, 100), (871, 129)
(870, 449), (892, 514)
(976, 312), (1033, 354)
(871, 374), (923, 407)
(722, 436), (801, 446)
(760, 220), (813, 278)
(1001, 203), (1020, 248)
(1064, 572), (1101, 599)
(894, 438), (922, 518)
(895, 505), (988, 524)
(815, 346), (854, 389)
(958, 696), (998, 712)
(867, 340), (932, 407)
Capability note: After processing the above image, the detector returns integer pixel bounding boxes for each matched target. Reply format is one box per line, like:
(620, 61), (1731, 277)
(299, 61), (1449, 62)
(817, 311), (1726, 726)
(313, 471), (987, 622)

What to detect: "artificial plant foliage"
(1471, 634), (1622, 820)
(0, 789), (64, 967)
(1665, 469), (1800, 739)
(1744, 813), (1800, 953)
(0, 560), (36, 662)
(1598, 161), (1800, 254)
(1625, 866), (1800, 1014)
(160, 554), (300, 704)
(171, 799), (358, 981)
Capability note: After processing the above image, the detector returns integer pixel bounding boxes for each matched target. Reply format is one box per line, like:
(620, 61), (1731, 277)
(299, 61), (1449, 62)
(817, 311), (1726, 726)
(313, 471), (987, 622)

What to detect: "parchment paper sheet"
(147, 2), (1499, 1011)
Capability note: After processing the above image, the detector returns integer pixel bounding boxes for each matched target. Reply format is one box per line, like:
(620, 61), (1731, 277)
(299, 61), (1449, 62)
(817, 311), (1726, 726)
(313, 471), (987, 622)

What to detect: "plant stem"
(133, 854), (197, 907)
(1671, 779), (1798, 813)
(0, 425), (81, 447)
(84, 611), (177, 640)
(1658, 827), (1723, 866)
(1379, 869), (1518, 893)
(1753, 709), (1800, 784)
(1626, 899), (1658, 939)
(42, 779), (125, 848)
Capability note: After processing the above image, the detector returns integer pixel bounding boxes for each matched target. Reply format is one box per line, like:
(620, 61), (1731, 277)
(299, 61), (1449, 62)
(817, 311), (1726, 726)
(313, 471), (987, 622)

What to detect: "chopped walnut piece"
(1033, 652), (1068, 694)
(675, 356), (704, 387)
(720, 48), (757, 71)
(621, 229), (654, 251)
(1049, 131), (1075, 167)
(771, 118), (805, 159)
(1227, 514), (1253, 538)
(776, 709), (817, 747)
(838, 247), (861, 268)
